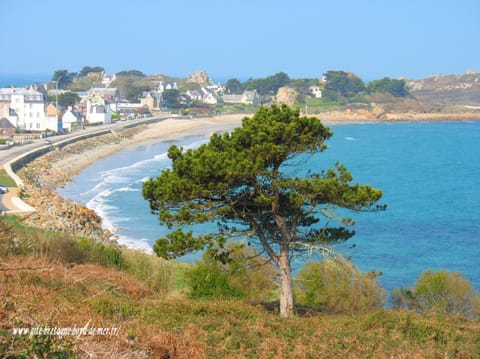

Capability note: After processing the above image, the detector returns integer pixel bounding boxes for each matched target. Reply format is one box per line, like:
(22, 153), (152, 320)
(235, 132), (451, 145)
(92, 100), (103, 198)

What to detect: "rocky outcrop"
(275, 87), (298, 107)
(186, 71), (212, 85)
(406, 71), (480, 104)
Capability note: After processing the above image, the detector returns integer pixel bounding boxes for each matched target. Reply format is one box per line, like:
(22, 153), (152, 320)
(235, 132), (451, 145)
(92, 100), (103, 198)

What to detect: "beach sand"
(10, 110), (480, 242)
(21, 109), (480, 190)
(52, 114), (246, 179)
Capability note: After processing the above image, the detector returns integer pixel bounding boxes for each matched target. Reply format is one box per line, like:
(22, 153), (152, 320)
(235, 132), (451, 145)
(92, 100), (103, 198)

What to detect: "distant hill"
(406, 71), (480, 105)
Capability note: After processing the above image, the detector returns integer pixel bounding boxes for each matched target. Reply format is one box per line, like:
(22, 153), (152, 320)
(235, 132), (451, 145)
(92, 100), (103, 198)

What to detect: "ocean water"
(0, 74), (51, 88)
(58, 121), (480, 292)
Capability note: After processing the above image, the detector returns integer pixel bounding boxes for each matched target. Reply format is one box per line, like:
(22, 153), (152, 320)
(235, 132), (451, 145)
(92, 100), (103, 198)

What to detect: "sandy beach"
(52, 109), (480, 179)
(51, 114), (246, 180)
(10, 109), (480, 244)
(12, 114), (247, 241)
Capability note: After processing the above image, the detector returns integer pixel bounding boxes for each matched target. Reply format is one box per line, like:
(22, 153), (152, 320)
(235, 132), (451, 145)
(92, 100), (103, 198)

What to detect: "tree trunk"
(278, 249), (294, 318)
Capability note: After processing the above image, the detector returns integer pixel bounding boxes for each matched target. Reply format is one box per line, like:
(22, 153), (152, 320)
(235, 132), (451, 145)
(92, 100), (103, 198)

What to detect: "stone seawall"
(10, 130), (112, 173)
(16, 127), (144, 243)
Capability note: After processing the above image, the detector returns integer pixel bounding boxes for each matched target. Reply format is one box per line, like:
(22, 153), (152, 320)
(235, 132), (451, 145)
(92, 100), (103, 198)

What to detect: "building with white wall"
(0, 87), (56, 132)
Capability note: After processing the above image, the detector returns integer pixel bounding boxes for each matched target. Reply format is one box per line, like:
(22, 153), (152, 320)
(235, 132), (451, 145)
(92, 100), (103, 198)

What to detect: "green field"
(0, 169), (17, 187)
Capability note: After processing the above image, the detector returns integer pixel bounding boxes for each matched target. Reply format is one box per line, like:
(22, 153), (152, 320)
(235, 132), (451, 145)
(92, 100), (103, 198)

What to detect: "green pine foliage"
(143, 104), (385, 316)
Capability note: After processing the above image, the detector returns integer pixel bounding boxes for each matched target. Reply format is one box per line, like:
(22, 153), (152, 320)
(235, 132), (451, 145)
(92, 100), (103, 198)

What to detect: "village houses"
(0, 87), (57, 132)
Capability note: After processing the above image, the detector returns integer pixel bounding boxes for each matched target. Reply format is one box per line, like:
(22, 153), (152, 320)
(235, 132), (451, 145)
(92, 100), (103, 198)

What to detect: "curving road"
(0, 115), (172, 213)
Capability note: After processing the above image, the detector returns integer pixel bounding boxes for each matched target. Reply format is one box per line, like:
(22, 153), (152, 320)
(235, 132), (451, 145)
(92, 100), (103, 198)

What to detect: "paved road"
(0, 116), (170, 165)
(0, 115), (171, 213)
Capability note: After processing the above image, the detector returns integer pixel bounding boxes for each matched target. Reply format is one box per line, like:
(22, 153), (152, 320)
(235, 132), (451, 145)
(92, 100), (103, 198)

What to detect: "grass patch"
(0, 169), (17, 187)
(306, 97), (340, 108)
(122, 249), (177, 295)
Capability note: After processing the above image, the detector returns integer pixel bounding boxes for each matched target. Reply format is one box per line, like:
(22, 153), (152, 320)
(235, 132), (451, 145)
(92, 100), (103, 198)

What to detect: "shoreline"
(38, 110), (480, 180)
(51, 114), (246, 180)
(14, 111), (480, 246)
(16, 114), (246, 243)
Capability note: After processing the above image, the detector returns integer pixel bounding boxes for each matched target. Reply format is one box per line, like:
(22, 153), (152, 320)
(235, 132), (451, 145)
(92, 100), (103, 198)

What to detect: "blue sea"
(58, 121), (480, 293)
(0, 74), (51, 88)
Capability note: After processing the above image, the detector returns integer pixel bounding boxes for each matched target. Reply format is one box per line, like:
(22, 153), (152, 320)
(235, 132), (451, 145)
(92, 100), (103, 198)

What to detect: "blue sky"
(1, 0), (479, 81)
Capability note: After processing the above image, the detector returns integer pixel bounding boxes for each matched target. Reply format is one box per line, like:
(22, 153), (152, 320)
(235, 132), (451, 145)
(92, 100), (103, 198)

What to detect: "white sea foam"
(81, 181), (109, 197)
(72, 137), (209, 254)
(103, 174), (130, 184)
(116, 235), (153, 253)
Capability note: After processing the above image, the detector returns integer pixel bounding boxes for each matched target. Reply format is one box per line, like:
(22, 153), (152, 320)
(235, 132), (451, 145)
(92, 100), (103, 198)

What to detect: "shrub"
(295, 258), (386, 313)
(392, 270), (480, 318)
(186, 261), (244, 299)
(77, 237), (125, 268)
(185, 243), (277, 300)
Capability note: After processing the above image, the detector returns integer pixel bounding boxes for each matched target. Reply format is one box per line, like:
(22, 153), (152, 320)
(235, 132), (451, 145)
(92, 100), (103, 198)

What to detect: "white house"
(186, 89), (203, 102)
(222, 90), (260, 105)
(62, 106), (83, 131)
(309, 86), (322, 98)
(157, 81), (178, 93)
(0, 87), (55, 131)
(102, 74), (116, 87)
(86, 92), (112, 125)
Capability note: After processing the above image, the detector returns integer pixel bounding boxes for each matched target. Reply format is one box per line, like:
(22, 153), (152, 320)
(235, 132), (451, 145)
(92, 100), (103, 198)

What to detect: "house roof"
(222, 94), (243, 102)
(0, 117), (15, 129)
(0, 87), (44, 102)
(89, 88), (118, 94)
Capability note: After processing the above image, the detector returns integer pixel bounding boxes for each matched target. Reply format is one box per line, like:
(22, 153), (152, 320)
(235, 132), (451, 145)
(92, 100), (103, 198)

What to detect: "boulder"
(275, 87), (298, 107)
(186, 71), (212, 85)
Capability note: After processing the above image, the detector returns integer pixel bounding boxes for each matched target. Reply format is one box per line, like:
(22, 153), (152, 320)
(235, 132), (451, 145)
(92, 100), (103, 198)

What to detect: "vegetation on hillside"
(47, 66), (480, 118)
(142, 105), (385, 317)
(1, 215), (479, 357)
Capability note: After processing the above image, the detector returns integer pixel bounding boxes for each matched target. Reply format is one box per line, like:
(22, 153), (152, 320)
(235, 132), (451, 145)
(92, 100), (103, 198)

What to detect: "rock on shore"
(17, 128), (143, 243)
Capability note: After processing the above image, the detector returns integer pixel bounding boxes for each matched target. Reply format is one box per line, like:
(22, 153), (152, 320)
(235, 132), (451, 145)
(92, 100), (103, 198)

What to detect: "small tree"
(225, 78), (244, 94)
(295, 259), (386, 313)
(51, 69), (77, 89)
(186, 243), (277, 300)
(143, 105), (385, 317)
(392, 270), (480, 318)
(323, 70), (366, 102)
(57, 92), (80, 108)
(367, 77), (409, 97)
(161, 89), (191, 110)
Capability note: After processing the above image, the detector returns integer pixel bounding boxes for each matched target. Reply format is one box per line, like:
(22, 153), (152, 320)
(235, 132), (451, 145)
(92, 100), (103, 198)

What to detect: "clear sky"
(1, 0), (479, 81)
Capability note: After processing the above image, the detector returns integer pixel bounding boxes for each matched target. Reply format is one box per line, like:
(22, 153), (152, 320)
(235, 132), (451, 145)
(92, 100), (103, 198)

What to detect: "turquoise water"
(58, 121), (480, 292)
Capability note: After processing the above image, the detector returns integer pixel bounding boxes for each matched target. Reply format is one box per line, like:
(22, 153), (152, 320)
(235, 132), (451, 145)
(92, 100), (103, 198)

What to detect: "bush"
(186, 261), (244, 299)
(295, 259), (386, 313)
(392, 270), (480, 318)
(185, 243), (277, 300)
